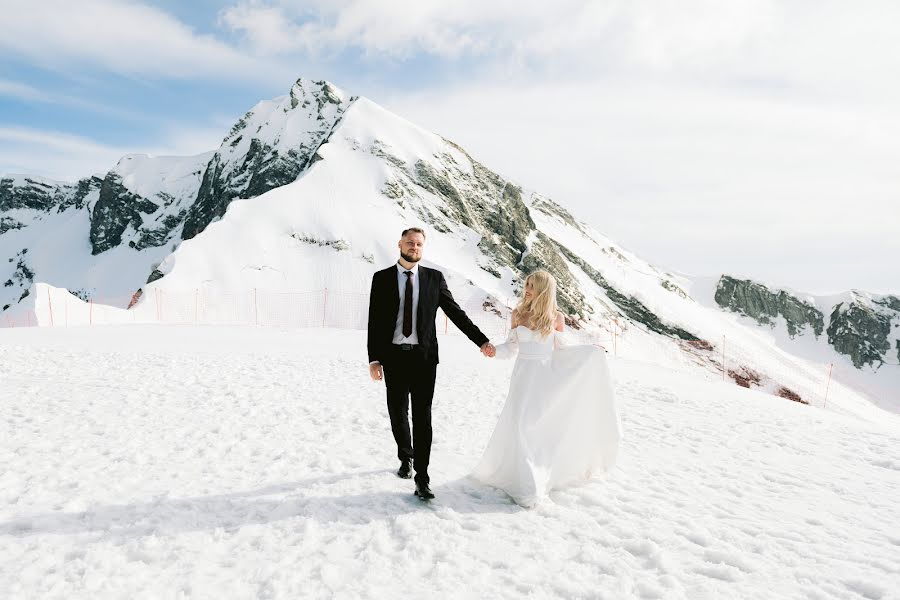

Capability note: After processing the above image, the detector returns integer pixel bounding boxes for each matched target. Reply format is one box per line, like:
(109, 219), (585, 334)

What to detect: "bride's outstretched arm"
(493, 327), (519, 360)
(553, 311), (570, 349)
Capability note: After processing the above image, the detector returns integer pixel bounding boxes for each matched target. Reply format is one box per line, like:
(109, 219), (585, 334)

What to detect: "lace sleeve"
(493, 327), (520, 359)
(553, 312), (570, 349)
(554, 328), (576, 349)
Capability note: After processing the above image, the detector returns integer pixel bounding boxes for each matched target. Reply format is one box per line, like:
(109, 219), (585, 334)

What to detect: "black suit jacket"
(367, 264), (489, 365)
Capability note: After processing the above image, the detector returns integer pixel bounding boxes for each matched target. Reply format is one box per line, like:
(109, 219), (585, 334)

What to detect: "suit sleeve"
(367, 273), (380, 364)
(437, 272), (489, 347)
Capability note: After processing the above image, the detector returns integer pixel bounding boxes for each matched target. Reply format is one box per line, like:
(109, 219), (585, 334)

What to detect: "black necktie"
(403, 270), (413, 337)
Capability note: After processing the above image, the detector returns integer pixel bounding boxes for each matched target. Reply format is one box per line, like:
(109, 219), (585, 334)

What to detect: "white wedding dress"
(471, 325), (621, 507)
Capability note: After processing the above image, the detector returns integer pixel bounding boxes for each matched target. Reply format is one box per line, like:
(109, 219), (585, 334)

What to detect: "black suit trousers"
(382, 345), (437, 486)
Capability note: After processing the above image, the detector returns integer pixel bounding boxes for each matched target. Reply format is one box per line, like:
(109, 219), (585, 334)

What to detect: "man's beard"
(400, 251), (420, 263)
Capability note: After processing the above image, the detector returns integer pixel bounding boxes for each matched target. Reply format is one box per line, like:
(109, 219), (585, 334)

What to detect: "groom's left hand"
(480, 342), (496, 358)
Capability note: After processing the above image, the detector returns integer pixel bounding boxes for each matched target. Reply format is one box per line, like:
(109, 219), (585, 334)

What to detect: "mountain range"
(1, 78), (897, 416)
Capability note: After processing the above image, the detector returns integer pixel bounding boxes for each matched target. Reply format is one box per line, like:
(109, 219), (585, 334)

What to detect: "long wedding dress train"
(471, 325), (621, 507)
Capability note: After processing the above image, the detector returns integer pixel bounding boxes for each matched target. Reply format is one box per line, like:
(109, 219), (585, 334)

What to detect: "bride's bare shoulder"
(554, 311), (565, 331)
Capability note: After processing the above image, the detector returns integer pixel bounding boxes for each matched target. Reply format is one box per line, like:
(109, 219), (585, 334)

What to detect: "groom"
(368, 227), (495, 500)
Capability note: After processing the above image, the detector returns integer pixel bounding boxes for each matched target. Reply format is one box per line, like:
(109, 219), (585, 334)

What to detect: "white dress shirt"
(393, 261), (420, 344)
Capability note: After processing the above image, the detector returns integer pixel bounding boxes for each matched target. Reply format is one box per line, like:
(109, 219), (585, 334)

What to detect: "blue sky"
(1, 0), (898, 294)
(0, 0), (494, 165)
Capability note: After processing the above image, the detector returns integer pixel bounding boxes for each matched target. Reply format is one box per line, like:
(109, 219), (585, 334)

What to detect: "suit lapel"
(388, 266), (400, 317)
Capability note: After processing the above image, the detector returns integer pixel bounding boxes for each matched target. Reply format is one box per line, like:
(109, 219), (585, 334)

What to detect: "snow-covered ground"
(1, 325), (898, 599)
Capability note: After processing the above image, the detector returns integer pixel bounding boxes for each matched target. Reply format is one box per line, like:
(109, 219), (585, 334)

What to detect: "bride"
(471, 270), (621, 507)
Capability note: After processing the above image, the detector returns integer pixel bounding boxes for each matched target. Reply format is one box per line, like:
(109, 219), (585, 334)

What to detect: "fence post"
(155, 289), (161, 321)
(254, 288), (259, 326)
(823, 363), (833, 408)
(722, 334), (726, 381)
(444, 313), (448, 334)
(322, 288), (328, 328)
(46, 287), (54, 327)
(194, 288), (199, 323)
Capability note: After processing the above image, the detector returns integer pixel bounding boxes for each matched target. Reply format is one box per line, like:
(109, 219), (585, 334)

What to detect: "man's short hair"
(401, 227), (426, 239)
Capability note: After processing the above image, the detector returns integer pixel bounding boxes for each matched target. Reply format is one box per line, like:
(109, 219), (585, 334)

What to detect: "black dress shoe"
(397, 459), (413, 479)
(414, 481), (435, 501)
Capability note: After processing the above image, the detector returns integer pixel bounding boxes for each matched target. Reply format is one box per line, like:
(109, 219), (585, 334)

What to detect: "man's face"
(399, 232), (425, 263)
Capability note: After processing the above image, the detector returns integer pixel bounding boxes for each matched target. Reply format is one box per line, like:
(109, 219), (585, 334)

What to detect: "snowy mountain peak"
(289, 78), (347, 111)
(179, 78), (356, 241)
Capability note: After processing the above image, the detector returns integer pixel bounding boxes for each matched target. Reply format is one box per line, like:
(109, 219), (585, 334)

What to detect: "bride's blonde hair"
(514, 270), (558, 338)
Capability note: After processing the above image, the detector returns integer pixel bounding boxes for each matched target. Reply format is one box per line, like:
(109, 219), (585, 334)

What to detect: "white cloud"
(220, 0), (900, 108)
(0, 126), (132, 181)
(0, 124), (225, 182)
(0, 78), (47, 102)
(0, 0), (288, 82)
(0, 77), (164, 123)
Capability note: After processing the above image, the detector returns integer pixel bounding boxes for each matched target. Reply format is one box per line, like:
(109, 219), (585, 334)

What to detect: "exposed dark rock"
(155, 192), (176, 208)
(370, 140), (406, 169)
(57, 176), (102, 212)
(415, 160), (471, 227)
(531, 193), (588, 236)
(551, 240), (696, 339)
(827, 300), (891, 368)
(0, 217), (24, 235)
(728, 366), (761, 388)
(873, 295), (900, 312)
(15, 259), (33, 282)
(291, 233), (350, 251)
(776, 386), (807, 404)
(715, 275), (824, 338)
(5, 249), (35, 297)
(407, 146), (591, 316)
(132, 209), (187, 250)
(69, 289), (91, 302)
(226, 110), (254, 139)
(680, 339), (714, 352)
(381, 179), (405, 199)
(603, 246), (630, 263)
(408, 144), (574, 306)
(146, 269), (165, 284)
(89, 173), (158, 255)
(181, 79), (354, 241)
(0, 176), (70, 211)
(661, 279), (690, 300)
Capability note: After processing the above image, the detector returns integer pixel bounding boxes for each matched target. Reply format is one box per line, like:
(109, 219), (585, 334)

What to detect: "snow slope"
(0, 325), (897, 599)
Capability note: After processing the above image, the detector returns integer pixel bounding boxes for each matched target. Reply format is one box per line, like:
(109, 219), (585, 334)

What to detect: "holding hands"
(369, 362), (384, 381)
(369, 341), (494, 384)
